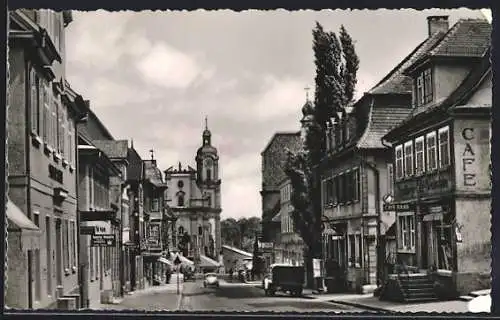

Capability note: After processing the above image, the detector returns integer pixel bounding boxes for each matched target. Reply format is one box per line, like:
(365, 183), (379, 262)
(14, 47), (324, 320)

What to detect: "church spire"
(202, 115), (211, 146)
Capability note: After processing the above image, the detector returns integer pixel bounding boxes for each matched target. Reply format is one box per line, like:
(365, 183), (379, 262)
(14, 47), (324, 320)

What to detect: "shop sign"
(91, 234), (116, 247)
(422, 213), (443, 222)
(383, 203), (415, 212)
(259, 242), (274, 249)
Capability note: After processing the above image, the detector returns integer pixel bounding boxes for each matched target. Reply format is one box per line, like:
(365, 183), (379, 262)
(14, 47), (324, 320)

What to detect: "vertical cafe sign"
(454, 120), (490, 191)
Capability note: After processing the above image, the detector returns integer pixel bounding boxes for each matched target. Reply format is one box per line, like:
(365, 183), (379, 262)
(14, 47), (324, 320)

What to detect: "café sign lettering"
(461, 128), (476, 187)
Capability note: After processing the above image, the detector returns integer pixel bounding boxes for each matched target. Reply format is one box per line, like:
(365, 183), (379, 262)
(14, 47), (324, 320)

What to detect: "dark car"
(264, 264), (304, 297)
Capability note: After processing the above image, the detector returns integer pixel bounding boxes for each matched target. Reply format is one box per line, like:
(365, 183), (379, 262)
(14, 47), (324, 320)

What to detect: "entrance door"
(421, 222), (428, 268)
(426, 221), (438, 269)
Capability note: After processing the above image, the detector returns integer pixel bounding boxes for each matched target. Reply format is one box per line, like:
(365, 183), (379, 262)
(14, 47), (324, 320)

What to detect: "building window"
(398, 213), (415, 251)
(30, 67), (40, 135)
(438, 126), (450, 168)
(349, 234), (355, 267)
(325, 179), (333, 205)
(415, 68), (433, 106)
(206, 168), (212, 181)
(151, 198), (159, 212)
(177, 195), (185, 207)
(426, 132), (437, 171)
(42, 82), (50, 143)
(416, 74), (424, 106)
(356, 234), (362, 267)
(71, 221), (76, 268)
(415, 136), (425, 175)
(424, 69), (433, 103)
(63, 220), (70, 273)
(395, 145), (403, 180)
(404, 141), (414, 177)
(177, 180), (184, 188)
(353, 168), (360, 201)
(51, 94), (57, 149)
(207, 195), (212, 207)
(387, 164), (394, 195)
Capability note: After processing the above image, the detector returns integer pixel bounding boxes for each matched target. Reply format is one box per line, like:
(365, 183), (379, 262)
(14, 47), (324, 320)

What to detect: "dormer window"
(415, 68), (433, 106)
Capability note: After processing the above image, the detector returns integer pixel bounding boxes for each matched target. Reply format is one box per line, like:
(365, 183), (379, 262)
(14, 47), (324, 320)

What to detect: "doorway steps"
(399, 273), (438, 302)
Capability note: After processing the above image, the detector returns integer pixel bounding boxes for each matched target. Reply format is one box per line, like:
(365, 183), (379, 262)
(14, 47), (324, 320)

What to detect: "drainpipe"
(355, 152), (381, 287)
(25, 60), (33, 309)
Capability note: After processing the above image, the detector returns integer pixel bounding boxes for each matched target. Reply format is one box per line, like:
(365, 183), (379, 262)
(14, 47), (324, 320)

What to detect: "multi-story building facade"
(142, 157), (169, 287)
(91, 139), (132, 296)
(164, 120), (222, 271)
(260, 131), (301, 268)
(382, 17), (491, 299)
(276, 177), (304, 266)
(316, 17), (456, 293)
(125, 142), (146, 291)
(77, 107), (125, 308)
(6, 9), (88, 309)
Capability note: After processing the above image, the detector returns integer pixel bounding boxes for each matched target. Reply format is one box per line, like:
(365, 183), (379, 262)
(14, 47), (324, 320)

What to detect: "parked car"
(203, 273), (220, 288)
(264, 264), (304, 297)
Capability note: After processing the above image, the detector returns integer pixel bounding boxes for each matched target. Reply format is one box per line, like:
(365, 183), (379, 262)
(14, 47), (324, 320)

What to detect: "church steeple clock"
(196, 116), (219, 184)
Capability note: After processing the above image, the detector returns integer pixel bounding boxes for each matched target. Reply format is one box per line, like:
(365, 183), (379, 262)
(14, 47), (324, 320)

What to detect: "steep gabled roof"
(368, 31), (447, 95)
(403, 18), (491, 75)
(383, 48), (491, 142)
(261, 131), (300, 156)
(357, 107), (412, 149)
(143, 160), (166, 188)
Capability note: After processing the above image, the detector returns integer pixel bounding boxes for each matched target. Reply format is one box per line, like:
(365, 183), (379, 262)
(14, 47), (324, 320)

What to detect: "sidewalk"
(96, 282), (184, 311)
(303, 291), (471, 313)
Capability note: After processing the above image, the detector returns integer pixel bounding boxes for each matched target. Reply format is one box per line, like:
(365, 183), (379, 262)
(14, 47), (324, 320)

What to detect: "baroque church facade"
(164, 118), (222, 264)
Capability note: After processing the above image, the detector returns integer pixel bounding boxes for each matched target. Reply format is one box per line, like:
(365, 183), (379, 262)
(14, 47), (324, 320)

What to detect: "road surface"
(178, 280), (366, 312)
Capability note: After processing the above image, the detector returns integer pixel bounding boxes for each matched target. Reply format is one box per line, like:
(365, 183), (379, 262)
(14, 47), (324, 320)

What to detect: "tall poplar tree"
(284, 22), (359, 288)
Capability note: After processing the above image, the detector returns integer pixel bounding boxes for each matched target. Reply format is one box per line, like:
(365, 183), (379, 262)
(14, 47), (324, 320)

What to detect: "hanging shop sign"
(383, 203), (415, 212)
(91, 234), (116, 247)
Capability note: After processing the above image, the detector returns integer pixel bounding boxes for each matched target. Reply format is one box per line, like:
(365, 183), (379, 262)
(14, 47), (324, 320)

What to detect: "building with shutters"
(382, 16), (491, 299)
(6, 9), (87, 309)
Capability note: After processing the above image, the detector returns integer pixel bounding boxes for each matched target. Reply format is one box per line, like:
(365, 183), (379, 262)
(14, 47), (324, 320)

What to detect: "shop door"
(426, 221), (438, 269)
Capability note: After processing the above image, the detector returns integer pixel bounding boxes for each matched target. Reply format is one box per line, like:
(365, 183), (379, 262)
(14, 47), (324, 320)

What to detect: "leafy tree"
(285, 22), (359, 288)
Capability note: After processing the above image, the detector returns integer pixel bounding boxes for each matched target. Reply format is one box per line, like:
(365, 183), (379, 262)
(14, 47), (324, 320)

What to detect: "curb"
(327, 300), (393, 313)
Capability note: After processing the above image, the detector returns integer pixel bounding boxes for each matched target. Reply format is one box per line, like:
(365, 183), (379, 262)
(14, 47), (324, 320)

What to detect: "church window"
(198, 226), (203, 236)
(178, 195), (185, 207)
(206, 168), (212, 181)
(207, 195), (212, 207)
(178, 226), (184, 235)
(177, 180), (184, 188)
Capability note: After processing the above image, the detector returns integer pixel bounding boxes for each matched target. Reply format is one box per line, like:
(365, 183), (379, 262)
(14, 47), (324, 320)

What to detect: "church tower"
(195, 117), (222, 259)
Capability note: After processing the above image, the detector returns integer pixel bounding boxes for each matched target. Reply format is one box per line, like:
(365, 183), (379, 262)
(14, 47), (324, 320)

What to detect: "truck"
(263, 264), (305, 297)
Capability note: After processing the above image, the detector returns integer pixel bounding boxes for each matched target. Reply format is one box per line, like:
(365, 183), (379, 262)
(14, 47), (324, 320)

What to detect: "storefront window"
(398, 213), (415, 251)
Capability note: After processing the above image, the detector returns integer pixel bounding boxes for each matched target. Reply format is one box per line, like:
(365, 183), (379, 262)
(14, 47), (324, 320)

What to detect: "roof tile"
(357, 107), (412, 149)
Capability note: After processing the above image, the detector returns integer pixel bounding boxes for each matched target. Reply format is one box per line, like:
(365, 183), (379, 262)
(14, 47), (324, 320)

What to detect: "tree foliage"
(221, 216), (262, 253)
(285, 22), (359, 266)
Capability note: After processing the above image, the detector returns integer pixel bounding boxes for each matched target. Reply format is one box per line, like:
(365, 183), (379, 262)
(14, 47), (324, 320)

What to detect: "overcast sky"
(65, 8), (486, 220)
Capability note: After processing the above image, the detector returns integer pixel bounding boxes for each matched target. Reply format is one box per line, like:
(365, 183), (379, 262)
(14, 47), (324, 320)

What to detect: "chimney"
(427, 16), (449, 37)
